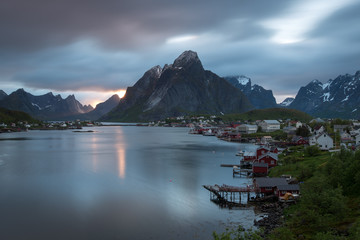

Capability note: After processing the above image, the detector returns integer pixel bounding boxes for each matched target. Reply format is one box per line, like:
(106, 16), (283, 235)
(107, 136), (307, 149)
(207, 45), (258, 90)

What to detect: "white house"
(237, 124), (258, 134)
(259, 120), (280, 132)
(356, 134), (360, 146)
(314, 125), (325, 135)
(296, 121), (303, 129)
(309, 132), (334, 150)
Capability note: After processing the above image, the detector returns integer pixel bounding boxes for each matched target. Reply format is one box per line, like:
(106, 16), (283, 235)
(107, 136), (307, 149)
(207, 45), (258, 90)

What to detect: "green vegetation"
(213, 226), (262, 240)
(221, 108), (313, 122)
(0, 107), (39, 124)
(269, 147), (360, 239)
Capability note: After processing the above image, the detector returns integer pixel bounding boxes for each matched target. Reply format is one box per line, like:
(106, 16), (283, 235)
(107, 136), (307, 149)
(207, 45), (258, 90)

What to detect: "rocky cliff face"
(0, 89), (94, 120)
(289, 71), (360, 119)
(102, 51), (253, 122)
(224, 76), (277, 109)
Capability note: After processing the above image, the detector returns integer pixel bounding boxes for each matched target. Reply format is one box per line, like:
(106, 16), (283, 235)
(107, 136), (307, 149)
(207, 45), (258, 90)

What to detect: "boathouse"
(252, 162), (268, 177)
(253, 177), (288, 195)
(275, 184), (300, 197)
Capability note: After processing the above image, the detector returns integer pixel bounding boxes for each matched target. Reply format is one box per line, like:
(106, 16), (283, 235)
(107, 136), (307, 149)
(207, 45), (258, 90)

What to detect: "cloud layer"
(0, 0), (359, 103)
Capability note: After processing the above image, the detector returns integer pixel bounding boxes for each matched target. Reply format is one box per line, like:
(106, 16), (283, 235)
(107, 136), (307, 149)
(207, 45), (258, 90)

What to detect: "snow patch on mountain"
(31, 103), (42, 110)
(341, 95), (349, 102)
(237, 76), (250, 86)
(279, 97), (294, 107)
(322, 92), (330, 102)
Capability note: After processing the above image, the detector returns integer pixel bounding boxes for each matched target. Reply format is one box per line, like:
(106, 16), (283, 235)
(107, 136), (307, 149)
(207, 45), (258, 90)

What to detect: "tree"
(296, 125), (310, 137)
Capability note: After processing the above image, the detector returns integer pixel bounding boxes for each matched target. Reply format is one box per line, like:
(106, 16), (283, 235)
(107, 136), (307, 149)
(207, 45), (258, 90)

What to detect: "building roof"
(316, 132), (333, 140)
(254, 177), (288, 188)
(263, 120), (280, 124)
(257, 146), (270, 151)
(258, 152), (279, 161)
(277, 184), (300, 191)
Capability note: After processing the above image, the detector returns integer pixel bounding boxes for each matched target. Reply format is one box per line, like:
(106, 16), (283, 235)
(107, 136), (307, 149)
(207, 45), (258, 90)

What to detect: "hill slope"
(222, 108), (312, 122)
(0, 107), (39, 124)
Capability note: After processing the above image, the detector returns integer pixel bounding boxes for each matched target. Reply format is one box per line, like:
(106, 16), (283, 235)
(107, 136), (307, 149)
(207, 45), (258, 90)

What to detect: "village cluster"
(194, 117), (360, 205)
(185, 117), (360, 150)
(0, 120), (99, 133)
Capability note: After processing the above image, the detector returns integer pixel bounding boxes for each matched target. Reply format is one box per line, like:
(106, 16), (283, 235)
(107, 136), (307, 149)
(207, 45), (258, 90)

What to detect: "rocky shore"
(254, 202), (291, 236)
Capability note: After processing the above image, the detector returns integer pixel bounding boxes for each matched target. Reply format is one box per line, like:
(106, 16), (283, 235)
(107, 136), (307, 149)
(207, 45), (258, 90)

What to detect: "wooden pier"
(203, 184), (258, 206)
(232, 167), (252, 177)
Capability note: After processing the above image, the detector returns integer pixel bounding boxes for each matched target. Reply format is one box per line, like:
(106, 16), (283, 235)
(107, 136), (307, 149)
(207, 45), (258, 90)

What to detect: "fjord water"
(0, 126), (258, 240)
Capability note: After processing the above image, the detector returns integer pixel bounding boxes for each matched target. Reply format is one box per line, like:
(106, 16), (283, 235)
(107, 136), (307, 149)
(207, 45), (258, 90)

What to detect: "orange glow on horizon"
(115, 89), (126, 98)
(87, 89), (126, 107)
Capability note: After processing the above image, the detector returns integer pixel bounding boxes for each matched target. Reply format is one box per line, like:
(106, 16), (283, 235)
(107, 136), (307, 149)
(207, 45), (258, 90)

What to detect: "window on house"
(271, 161), (274, 164)
(265, 187), (272, 190)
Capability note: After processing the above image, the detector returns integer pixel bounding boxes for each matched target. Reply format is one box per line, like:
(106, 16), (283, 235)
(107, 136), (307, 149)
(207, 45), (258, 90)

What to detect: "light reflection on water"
(0, 126), (259, 240)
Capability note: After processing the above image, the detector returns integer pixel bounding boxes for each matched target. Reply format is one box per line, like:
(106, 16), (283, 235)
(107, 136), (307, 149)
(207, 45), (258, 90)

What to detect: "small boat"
(235, 150), (245, 156)
(203, 129), (215, 136)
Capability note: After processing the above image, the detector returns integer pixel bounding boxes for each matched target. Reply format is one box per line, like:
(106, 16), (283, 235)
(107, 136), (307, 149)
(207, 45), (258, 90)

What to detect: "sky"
(1, 0), (360, 106)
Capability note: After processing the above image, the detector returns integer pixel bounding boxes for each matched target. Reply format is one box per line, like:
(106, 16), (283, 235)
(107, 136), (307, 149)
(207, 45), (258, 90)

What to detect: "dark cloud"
(0, 0), (291, 51)
(0, 0), (359, 103)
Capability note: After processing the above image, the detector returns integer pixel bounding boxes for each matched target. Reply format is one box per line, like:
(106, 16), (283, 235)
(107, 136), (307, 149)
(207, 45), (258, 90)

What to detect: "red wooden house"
(253, 177), (288, 195)
(275, 184), (300, 197)
(292, 136), (309, 145)
(257, 152), (278, 168)
(252, 162), (268, 177)
(256, 146), (270, 158)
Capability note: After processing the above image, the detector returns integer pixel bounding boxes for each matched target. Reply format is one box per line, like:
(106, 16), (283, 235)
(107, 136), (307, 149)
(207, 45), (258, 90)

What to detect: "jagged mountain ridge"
(0, 89), (94, 120)
(224, 75), (277, 109)
(75, 94), (121, 120)
(289, 71), (360, 119)
(101, 51), (253, 122)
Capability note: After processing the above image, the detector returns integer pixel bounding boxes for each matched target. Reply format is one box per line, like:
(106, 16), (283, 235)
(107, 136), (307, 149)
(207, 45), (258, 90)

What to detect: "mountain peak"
(173, 50), (202, 70)
(310, 79), (322, 85)
(149, 65), (162, 78)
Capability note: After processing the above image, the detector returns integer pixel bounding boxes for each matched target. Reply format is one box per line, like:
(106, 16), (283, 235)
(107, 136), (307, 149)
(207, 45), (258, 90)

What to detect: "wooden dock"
(203, 184), (258, 206)
(232, 167), (252, 177)
(220, 164), (241, 168)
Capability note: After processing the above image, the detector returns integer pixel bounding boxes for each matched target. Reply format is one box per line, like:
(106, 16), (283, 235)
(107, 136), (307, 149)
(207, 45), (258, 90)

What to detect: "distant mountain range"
(75, 94), (120, 120)
(289, 71), (360, 119)
(1, 50), (359, 121)
(101, 50), (253, 122)
(0, 89), (119, 120)
(224, 75), (277, 109)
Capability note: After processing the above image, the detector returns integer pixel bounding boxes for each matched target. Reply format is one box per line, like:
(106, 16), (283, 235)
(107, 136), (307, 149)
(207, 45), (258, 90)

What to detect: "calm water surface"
(0, 126), (259, 240)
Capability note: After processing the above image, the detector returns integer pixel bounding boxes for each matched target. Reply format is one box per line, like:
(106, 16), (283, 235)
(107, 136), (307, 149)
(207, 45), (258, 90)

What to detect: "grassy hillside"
(267, 146), (360, 239)
(221, 108), (313, 122)
(0, 107), (39, 124)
